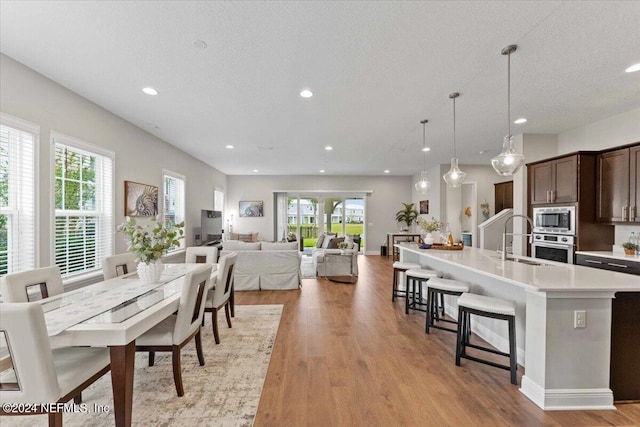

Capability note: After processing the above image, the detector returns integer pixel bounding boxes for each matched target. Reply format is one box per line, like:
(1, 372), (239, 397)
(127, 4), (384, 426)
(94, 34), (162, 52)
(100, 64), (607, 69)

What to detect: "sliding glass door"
(279, 192), (365, 253)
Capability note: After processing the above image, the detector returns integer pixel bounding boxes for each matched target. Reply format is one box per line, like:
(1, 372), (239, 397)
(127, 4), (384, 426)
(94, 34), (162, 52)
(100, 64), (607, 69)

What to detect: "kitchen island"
(397, 243), (640, 411)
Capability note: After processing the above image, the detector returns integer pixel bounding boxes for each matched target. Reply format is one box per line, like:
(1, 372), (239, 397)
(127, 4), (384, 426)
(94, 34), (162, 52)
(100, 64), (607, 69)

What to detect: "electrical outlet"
(574, 310), (586, 329)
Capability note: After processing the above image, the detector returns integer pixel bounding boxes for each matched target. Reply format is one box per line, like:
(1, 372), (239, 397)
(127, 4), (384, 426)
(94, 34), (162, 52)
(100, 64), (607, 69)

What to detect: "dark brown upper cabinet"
(529, 154), (578, 205)
(597, 144), (640, 223)
(494, 181), (513, 213)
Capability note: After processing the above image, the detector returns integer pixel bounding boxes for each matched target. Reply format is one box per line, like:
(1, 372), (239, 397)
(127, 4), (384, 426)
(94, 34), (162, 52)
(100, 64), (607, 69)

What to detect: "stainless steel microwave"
(533, 206), (576, 235)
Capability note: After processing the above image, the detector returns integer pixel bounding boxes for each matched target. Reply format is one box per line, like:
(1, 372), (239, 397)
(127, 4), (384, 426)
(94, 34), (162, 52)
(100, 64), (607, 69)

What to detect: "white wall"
(0, 53), (227, 265)
(227, 175), (412, 253)
(558, 107), (640, 154)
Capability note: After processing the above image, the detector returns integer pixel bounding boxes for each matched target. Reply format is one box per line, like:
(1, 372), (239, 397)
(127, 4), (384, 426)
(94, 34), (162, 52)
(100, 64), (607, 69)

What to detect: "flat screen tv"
(201, 210), (222, 244)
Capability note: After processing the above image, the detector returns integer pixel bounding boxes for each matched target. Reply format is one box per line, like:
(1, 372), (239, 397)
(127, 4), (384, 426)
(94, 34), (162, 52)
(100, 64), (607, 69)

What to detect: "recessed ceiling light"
(324, 145), (333, 151)
(384, 170), (390, 174)
(193, 39), (208, 49)
(514, 118), (527, 124)
(479, 150), (487, 155)
(142, 87), (158, 96)
(300, 89), (313, 98)
(253, 169), (259, 173)
(225, 145), (234, 149)
(320, 169), (325, 173)
(625, 63), (640, 73)
(147, 123), (159, 129)
(422, 147), (431, 152)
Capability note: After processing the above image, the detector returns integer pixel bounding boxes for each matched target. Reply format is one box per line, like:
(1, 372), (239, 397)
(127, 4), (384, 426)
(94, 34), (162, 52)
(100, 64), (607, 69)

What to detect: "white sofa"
(220, 241), (301, 291)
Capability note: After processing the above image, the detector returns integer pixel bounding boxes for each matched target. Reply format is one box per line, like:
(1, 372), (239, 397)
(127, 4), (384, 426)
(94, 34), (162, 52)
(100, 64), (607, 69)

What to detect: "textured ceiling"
(1, 1), (639, 175)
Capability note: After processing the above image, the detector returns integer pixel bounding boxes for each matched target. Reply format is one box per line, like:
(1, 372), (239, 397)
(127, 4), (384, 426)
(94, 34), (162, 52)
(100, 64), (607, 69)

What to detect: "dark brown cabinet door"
(494, 181), (513, 213)
(530, 162), (552, 204)
(630, 146), (640, 222)
(551, 155), (577, 203)
(529, 155), (577, 205)
(597, 148), (629, 222)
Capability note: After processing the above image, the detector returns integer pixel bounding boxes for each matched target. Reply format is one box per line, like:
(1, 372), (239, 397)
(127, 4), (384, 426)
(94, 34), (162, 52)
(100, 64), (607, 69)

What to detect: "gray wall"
(226, 175), (412, 253)
(0, 53), (227, 267)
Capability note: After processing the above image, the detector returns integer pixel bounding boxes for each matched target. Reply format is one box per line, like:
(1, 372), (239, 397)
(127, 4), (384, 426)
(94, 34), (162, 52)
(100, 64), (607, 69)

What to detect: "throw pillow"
(316, 234), (326, 248)
(326, 237), (345, 249)
(238, 233), (253, 242)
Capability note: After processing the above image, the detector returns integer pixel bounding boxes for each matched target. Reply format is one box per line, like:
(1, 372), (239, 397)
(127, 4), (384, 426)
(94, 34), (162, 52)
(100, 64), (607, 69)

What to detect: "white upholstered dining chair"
(102, 252), (137, 280)
(204, 252), (237, 344)
(135, 264), (212, 397)
(0, 303), (111, 427)
(0, 266), (63, 302)
(185, 246), (218, 265)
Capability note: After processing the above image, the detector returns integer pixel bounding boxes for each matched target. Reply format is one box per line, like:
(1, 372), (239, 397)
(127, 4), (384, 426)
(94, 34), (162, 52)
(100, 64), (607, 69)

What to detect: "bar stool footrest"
(460, 354), (511, 372)
(464, 342), (510, 358)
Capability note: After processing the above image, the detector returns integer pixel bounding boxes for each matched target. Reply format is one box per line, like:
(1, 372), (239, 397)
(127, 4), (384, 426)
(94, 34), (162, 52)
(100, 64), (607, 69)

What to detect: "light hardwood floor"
(235, 255), (640, 426)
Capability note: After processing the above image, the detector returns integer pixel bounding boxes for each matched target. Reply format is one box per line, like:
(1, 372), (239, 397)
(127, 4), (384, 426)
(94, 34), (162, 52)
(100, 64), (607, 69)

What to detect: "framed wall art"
(239, 200), (264, 217)
(419, 200), (429, 215)
(125, 181), (158, 217)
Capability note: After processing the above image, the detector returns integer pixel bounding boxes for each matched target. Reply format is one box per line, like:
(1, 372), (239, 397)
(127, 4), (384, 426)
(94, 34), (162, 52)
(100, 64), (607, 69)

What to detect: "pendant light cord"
(422, 122), (426, 170)
(507, 50), (511, 138)
(452, 96), (457, 158)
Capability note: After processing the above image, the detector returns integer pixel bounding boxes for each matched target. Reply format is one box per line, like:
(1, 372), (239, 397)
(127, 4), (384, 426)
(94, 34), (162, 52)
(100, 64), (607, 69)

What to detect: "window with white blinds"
(53, 133), (114, 277)
(163, 170), (185, 252)
(0, 114), (37, 276)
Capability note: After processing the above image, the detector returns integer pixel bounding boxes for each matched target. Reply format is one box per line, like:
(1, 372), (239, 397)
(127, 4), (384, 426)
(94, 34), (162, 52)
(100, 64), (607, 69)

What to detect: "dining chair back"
(185, 246), (218, 265)
(204, 252), (237, 344)
(173, 265), (213, 345)
(0, 266), (63, 302)
(102, 252), (137, 280)
(135, 264), (212, 396)
(0, 303), (111, 426)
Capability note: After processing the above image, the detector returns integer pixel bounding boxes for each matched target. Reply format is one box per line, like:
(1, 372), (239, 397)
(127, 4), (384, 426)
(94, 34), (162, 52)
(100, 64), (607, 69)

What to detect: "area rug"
(4, 304), (283, 427)
(300, 255), (316, 279)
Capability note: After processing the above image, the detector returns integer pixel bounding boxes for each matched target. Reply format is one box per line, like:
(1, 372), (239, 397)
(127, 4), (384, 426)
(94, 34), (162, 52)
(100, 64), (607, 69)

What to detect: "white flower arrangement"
(117, 216), (185, 263)
(417, 216), (445, 233)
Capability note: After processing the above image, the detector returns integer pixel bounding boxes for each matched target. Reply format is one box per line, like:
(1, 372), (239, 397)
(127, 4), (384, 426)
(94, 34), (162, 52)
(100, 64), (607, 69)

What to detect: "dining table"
(38, 262), (216, 427)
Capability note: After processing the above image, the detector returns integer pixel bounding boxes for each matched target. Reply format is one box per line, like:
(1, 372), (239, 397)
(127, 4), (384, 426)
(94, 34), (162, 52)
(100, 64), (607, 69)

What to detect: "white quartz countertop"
(397, 243), (640, 292)
(575, 250), (640, 263)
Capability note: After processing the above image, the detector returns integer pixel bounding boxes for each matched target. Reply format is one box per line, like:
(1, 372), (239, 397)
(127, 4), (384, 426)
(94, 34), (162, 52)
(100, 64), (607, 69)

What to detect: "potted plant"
(337, 241), (349, 254)
(117, 216), (185, 284)
(417, 216), (445, 244)
(395, 203), (419, 231)
(622, 241), (637, 255)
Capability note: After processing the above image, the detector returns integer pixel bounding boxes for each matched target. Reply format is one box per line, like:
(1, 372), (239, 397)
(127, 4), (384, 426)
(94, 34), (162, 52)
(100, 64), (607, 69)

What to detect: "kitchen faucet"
(502, 214), (534, 261)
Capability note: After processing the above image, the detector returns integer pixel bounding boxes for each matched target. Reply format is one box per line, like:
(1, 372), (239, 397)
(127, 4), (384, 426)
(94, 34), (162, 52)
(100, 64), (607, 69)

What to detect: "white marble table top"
(397, 243), (640, 292)
(43, 263), (214, 347)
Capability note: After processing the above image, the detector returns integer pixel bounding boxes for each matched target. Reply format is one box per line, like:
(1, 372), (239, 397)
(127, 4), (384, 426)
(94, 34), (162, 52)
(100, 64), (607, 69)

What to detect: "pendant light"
(442, 92), (466, 187)
(491, 44), (525, 176)
(414, 119), (432, 194)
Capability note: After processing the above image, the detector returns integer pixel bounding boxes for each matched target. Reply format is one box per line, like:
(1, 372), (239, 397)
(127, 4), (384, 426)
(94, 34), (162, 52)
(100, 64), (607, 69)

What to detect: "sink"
(509, 258), (545, 266)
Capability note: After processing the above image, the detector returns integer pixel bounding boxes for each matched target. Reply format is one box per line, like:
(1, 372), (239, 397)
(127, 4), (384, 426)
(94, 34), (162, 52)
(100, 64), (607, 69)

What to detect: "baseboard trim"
(520, 376), (615, 410)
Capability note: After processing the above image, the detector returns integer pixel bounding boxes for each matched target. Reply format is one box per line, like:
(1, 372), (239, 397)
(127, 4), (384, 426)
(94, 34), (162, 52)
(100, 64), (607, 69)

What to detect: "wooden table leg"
(230, 283), (235, 317)
(110, 341), (136, 427)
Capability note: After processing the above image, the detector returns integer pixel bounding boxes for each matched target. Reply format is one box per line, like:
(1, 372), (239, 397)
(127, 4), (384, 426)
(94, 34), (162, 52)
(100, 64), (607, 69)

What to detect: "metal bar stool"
(391, 262), (421, 301)
(404, 269), (442, 314)
(425, 277), (470, 334)
(455, 293), (518, 385)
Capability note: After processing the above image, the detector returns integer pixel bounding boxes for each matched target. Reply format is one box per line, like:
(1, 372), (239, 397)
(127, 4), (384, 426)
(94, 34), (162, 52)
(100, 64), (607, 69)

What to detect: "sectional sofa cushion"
(261, 242), (298, 250)
(222, 241), (261, 251)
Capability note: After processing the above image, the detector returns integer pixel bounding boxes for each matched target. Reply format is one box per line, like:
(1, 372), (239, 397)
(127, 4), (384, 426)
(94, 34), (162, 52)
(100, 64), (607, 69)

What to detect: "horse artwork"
(125, 181), (158, 217)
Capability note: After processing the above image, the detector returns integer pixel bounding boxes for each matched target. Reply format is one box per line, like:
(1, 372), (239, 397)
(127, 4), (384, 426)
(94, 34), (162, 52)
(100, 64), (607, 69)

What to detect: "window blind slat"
(54, 135), (113, 278)
(0, 119), (36, 277)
